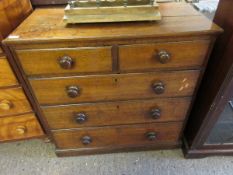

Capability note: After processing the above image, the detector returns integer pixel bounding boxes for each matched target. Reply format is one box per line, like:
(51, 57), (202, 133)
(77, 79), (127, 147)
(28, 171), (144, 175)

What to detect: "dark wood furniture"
(0, 0), (44, 142)
(183, 0), (233, 158)
(3, 3), (222, 156)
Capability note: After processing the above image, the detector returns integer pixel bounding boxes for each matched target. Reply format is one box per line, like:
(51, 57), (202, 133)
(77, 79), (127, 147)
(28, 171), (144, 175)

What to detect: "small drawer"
(0, 87), (32, 117)
(53, 122), (183, 149)
(0, 56), (18, 87)
(43, 98), (191, 129)
(119, 40), (210, 71)
(16, 47), (112, 76)
(30, 70), (200, 105)
(0, 113), (44, 142)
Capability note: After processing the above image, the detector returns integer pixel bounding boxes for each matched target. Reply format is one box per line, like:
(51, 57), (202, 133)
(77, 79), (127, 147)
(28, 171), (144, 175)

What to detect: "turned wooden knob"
(66, 86), (80, 98)
(152, 81), (165, 94)
(81, 136), (92, 145)
(59, 56), (74, 69)
(75, 112), (88, 124)
(16, 126), (27, 135)
(151, 108), (161, 119)
(146, 132), (157, 141)
(0, 100), (13, 110)
(156, 50), (171, 64)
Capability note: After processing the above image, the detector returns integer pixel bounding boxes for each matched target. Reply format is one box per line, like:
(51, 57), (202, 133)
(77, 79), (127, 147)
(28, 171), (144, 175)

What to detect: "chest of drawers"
(0, 54), (44, 142)
(3, 3), (222, 156)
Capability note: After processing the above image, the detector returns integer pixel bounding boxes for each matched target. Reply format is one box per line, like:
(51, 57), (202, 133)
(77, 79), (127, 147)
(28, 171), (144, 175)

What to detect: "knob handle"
(156, 50), (171, 64)
(16, 126), (27, 135)
(146, 132), (157, 141)
(59, 56), (74, 69)
(81, 136), (92, 145)
(0, 100), (13, 110)
(152, 81), (165, 94)
(151, 108), (161, 119)
(75, 112), (88, 124)
(66, 86), (80, 98)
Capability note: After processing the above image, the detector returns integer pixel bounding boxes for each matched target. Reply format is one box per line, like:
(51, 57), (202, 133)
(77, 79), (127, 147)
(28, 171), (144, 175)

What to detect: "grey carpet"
(0, 139), (233, 175)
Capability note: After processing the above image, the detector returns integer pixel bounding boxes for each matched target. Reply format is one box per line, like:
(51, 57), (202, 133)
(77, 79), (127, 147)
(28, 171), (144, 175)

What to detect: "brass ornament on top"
(64, 0), (161, 23)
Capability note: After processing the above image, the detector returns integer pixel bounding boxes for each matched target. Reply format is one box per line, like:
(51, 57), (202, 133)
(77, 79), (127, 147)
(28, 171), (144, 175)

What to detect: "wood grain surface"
(4, 3), (222, 45)
(0, 0), (32, 39)
(16, 47), (112, 76)
(42, 97), (191, 129)
(0, 56), (18, 87)
(30, 70), (200, 105)
(0, 113), (43, 142)
(119, 40), (211, 71)
(53, 122), (183, 149)
(0, 87), (32, 117)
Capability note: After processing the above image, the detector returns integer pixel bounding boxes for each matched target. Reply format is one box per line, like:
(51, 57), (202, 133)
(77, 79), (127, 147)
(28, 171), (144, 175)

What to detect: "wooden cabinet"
(3, 3), (222, 156)
(183, 0), (233, 158)
(0, 0), (44, 142)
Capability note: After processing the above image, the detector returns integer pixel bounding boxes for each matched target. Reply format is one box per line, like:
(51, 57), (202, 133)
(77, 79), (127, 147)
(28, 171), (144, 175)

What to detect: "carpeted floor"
(0, 139), (233, 175)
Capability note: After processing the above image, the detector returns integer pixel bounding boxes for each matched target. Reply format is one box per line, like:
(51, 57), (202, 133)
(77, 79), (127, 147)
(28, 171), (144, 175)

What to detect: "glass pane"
(206, 100), (233, 145)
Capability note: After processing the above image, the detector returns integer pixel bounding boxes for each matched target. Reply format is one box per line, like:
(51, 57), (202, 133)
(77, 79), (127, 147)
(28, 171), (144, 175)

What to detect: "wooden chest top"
(4, 3), (222, 45)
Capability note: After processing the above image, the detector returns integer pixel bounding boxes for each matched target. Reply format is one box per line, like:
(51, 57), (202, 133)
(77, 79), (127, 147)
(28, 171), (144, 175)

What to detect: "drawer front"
(0, 87), (32, 117)
(53, 122), (182, 149)
(43, 98), (191, 129)
(0, 113), (44, 142)
(30, 70), (200, 105)
(0, 57), (18, 87)
(16, 47), (112, 76)
(119, 40), (210, 71)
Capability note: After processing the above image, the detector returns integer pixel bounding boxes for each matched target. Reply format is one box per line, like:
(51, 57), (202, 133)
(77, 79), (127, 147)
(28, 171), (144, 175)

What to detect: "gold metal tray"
(64, 0), (161, 23)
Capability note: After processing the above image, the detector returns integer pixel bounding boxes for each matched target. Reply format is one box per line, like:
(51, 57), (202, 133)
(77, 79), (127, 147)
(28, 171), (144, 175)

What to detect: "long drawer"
(30, 70), (200, 105)
(0, 56), (18, 87)
(16, 47), (112, 76)
(43, 98), (191, 129)
(0, 113), (44, 142)
(0, 87), (32, 117)
(119, 40), (210, 71)
(53, 122), (183, 149)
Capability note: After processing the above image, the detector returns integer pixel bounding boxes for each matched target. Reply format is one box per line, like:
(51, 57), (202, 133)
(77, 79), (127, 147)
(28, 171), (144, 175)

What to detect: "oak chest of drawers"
(3, 2), (222, 156)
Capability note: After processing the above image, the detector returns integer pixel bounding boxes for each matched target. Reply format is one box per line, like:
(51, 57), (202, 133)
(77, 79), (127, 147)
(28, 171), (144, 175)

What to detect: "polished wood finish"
(3, 3), (221, 156)
(42, 97), (191, 129)
(0, 0), (45, 143)
(0, 56), (18, 87)
(53, 122), (183, 149)
(0, 113), (43, 142)
(0, 87), (32, 117)
(3, 4), (221, 46)
(17, 47), (112, 76)
(119, 40), (211, 71)
(183, 0), (233, 158)
(0, 0), (32, 39)
(30, 70), (200, 105)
